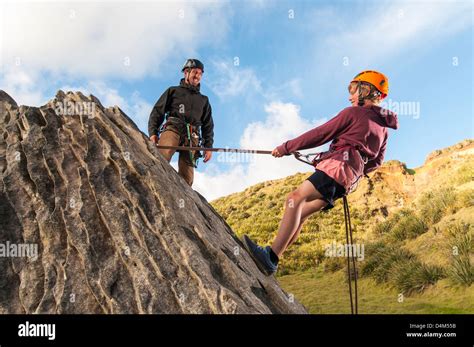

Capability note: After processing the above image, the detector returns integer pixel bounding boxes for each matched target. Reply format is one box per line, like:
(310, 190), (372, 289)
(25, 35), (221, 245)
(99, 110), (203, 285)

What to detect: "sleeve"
(364, 132), (388, 175)
(200, 100), (214, 148)
(276, 108), (353, 155)
(148, 88), (172, 137)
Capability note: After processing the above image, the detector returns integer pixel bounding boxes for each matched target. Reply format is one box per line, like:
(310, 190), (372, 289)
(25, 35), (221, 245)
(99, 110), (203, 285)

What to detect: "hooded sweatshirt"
(276, 105), (398, 192)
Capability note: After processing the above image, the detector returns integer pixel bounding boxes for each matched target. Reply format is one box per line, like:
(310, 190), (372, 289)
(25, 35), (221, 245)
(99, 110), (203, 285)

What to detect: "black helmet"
(182, 59), (204, 72)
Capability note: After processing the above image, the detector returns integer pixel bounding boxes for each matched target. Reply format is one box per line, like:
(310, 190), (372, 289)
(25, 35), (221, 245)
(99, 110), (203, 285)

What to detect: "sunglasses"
(348, 81), (371, 97)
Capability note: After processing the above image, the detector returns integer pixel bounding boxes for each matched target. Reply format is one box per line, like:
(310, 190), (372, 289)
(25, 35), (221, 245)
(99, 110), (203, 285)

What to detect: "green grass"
(278, 268), (474, 314)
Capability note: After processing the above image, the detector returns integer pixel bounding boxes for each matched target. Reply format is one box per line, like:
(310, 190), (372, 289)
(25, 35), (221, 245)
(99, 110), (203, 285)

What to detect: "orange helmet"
(351, 70), (389, 96)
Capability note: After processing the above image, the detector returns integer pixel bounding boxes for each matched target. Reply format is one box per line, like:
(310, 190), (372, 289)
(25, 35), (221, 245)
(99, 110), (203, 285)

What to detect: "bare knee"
(286, 190), (305, 207)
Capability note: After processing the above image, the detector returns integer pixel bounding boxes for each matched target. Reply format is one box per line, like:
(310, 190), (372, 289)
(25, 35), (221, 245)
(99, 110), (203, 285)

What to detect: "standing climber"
(242, 70), (399, 276)
(148, 59), (214, 186)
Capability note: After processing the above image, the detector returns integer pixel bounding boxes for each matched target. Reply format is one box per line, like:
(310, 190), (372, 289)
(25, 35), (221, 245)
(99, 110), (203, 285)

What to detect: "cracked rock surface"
(0, 90), (307, 314)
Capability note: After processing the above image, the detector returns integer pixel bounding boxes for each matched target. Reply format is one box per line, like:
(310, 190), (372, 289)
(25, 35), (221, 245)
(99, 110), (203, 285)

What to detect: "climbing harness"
(292, 152), (322, 165)
(158, 116), (203, 168)
(185, 123), (201, 168)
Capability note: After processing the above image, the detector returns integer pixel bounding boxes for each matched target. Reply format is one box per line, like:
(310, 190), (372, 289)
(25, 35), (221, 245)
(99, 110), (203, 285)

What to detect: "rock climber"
(242, 70), (399, 276)
(148, 59), (214, 186)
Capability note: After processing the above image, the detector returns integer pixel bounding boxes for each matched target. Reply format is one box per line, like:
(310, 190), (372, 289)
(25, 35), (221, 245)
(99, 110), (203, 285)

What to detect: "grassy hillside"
(212, 140), (474, 313)
(278, 269), (474, 314)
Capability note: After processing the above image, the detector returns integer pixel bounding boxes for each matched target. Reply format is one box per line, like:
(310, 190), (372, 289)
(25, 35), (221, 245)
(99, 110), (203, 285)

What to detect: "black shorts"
(306, 169), (346, 210)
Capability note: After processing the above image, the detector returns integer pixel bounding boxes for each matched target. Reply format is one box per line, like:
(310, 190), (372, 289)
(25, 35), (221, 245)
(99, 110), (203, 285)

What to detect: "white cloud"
(193, 101), (327, 201)
(283, 79), (303, 99)
(206, 61), (263, 99)
(315, 0), (472, 68)
(1, 1), (228, 79)
(206, 60), (304, 101)
(59, 81), (152, 132)
(240, 102), (314, 149)
(128, 91), (154, 132)
(264, 78), (304, 100)
(0, 67), (46, 106)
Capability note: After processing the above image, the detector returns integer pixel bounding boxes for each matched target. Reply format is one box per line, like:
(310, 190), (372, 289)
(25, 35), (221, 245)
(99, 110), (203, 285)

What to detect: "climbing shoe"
(241, 235), (278, 276)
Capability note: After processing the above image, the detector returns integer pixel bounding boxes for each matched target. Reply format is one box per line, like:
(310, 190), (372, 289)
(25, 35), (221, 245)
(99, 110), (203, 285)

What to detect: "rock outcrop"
(0, 90), (306, 314)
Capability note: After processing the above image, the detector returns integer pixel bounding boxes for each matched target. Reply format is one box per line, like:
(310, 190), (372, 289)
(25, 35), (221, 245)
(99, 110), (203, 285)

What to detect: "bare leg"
(271, 180), (325, 257)
(285, 198), (328, 251)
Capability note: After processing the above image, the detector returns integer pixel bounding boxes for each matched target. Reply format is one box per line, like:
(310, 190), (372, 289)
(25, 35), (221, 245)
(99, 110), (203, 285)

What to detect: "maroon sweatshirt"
(276, 105), (399, 192)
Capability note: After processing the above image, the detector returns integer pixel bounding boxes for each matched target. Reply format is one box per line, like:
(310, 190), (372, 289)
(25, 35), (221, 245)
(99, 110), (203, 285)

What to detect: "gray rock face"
(0, 90), (307, 314)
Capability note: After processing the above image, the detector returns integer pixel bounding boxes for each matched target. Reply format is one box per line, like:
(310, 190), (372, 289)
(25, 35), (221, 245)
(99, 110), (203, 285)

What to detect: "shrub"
(372, 249), (417, 284)
(390, 259), (445, 295)
(373, 210), (405, 235)
(447, 223), (474, 286)
(374, 209), (427, 241)
(390, 210), (427, 241)
(361, 242), (416, 283)
(361, 242), (388, 277)
(418, 188), (457, 226)
(453, 163), (474, 186)
(266, 201), (277, 209)
(241, 212), (251, 219)
(374, 218), (395, 235)
(456, 189), (474, 209)
(323, 257), (346, 273)
(361, 242), (445, 294)
(450, 256), (473, 286)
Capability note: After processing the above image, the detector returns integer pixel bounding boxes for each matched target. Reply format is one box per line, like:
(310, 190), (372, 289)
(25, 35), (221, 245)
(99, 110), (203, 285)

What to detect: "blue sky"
(1, 0), (472, 199)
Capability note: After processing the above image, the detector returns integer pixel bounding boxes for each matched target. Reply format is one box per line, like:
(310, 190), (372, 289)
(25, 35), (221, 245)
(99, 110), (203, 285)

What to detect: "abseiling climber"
(242, 70), (399, 276)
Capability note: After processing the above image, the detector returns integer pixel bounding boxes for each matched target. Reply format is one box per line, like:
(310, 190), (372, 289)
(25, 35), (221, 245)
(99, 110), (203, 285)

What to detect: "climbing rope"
(154, 145), (272, 154)
(343, 195), (358, 314)
(155, 146), (318, 162)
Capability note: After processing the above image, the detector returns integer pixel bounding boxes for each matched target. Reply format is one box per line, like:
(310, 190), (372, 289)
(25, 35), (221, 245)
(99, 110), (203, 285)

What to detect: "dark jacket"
(276, 105), (398, 192)
(148, 78), (214, 148)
